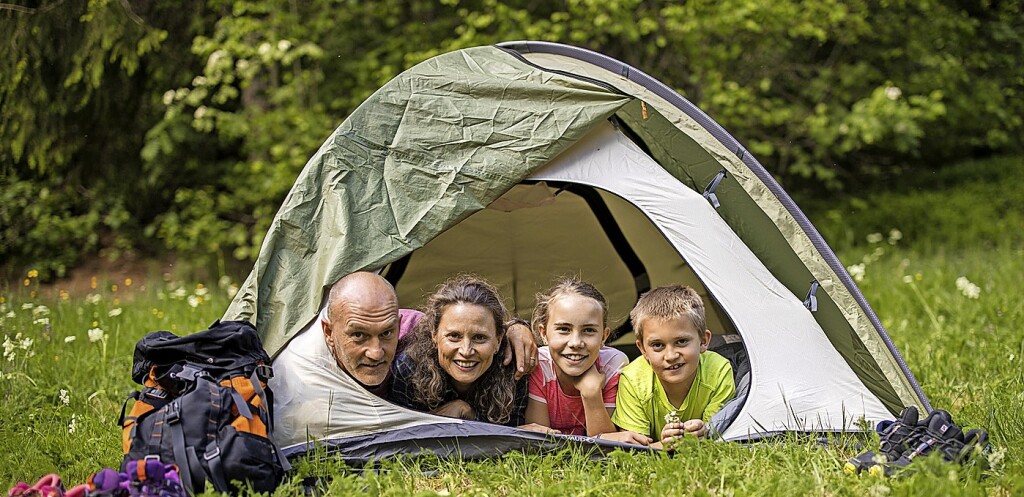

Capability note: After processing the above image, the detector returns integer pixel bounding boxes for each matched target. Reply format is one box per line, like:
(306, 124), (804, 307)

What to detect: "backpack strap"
(163, 403), (195, 493)
(248, 369), (293, 472)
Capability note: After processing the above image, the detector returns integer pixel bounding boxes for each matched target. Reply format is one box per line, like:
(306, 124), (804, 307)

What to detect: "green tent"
(224, 43), (929, 452)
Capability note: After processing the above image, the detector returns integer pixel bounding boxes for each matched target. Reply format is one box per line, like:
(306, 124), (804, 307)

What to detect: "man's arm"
(504, 320), (538, 380)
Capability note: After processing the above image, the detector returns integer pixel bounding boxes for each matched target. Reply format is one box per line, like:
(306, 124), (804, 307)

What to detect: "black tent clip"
(702, 169), (728, 209)
(804, 280), (820, 312)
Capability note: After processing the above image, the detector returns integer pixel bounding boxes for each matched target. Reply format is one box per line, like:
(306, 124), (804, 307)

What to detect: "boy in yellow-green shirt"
(611, 285), (735, 448)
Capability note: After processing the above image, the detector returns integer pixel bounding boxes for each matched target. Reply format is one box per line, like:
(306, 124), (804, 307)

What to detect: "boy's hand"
(573, 363), (606, 398)
(660, 421), (686, 447)
(598, 431), (653, 446)
(504, 322), (538, 380)
(660, 418), (708, 447)
(682, 419), (708, 438)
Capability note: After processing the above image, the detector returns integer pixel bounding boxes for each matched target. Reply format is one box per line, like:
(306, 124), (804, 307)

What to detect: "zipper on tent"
(702, 169), (728, 209)
(804, 280), (820, 312)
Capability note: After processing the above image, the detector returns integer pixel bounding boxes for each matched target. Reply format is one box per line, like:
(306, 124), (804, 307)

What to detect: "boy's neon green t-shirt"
(611, 351), (735, 439)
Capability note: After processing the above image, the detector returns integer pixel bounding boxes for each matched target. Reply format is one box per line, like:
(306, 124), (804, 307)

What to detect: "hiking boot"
(886, 409), (968, 474)
(845, 406), (919, 474)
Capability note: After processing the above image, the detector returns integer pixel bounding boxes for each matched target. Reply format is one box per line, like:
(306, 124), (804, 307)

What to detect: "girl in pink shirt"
(525, 277), (646, 444)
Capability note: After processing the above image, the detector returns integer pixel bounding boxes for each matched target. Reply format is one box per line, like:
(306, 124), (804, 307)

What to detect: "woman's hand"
(504, 322), (538, 380)
(432, 400), (476, 420)
(597, 431), (653, 446)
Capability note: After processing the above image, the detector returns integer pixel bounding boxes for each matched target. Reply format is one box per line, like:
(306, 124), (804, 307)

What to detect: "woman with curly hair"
(390, 275), (550, 430)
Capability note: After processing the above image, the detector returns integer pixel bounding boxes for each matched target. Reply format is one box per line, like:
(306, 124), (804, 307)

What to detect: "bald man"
(320, 272), (406, 396)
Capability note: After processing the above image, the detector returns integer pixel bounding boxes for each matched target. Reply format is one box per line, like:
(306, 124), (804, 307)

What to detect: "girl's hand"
(519, 423), (560, 435)
(573, 363), (606, 398)
(598, 431), (653, 446)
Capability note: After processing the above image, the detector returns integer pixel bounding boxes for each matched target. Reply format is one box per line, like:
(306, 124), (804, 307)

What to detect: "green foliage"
(2, 0), (1022, 275)
(0, 1), (209, 279)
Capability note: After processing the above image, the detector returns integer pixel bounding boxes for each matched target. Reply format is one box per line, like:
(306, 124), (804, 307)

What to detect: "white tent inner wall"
(526, 122), (892, 439)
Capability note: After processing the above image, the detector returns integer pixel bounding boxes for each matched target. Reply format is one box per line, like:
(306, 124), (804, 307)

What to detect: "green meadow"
(2, 156), (1022, 496)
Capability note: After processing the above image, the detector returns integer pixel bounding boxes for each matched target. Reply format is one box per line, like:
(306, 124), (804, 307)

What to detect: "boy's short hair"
(629, 285), (706, 341)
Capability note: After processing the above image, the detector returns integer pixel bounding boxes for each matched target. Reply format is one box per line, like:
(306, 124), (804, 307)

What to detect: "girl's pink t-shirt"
(527, 346), (629, 435)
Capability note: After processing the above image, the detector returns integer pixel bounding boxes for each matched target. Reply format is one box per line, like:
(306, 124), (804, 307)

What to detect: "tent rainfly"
(223, 41), (931, 461)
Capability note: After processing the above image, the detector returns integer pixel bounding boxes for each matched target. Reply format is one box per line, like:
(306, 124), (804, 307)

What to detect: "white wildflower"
(88, 327), (106, 343)
(2, 336), (15, 361)
(848, 263), (866, 282)
(5, 311), (14, 319)
(277, 39), (292, 51)
(64, 336), (77, 343)
(955, 277), (981, 299)
(187, 295), (201, 308)
(866, 233), (884, 244)
(171, 287), (187, 300)
(33, 317), (50, 326)
(59, 389), (70, 406)
(885, 86), (902, 100)
(68, 414), (77, 434)
(664, 410), (681, 424)
(194, 286), (209, 297)
(85, 293), (102, 305)
(902, 275), (913, 284)
(888, 229), (903, 245)
(21, 303), (34, 310)
(108, 307), (123, 317)
(257, 43), (272, 56)
(32, 305), (49, 317)
(20, 337), (33, 349)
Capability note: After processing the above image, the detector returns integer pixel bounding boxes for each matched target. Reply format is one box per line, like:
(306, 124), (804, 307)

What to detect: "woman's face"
(434, 302), (500, 393)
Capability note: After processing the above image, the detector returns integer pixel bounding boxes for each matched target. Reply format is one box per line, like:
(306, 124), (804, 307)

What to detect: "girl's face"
(540, 293), (610, 380)
(434, 303), (500, 393)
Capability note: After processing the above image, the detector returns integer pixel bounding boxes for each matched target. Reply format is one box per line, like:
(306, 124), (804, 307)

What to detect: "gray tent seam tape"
(497, 41), (931, 413)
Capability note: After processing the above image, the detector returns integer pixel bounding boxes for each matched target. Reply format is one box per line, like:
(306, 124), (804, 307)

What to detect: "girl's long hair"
(400, 274), (517, 424)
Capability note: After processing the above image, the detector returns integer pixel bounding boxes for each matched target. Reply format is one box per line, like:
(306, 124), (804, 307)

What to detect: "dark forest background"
(2, 0), (1021, 280)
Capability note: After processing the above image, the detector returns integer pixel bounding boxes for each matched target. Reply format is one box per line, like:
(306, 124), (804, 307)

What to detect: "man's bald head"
(322, 272), (400, 387)
(326, 272), (398, 323)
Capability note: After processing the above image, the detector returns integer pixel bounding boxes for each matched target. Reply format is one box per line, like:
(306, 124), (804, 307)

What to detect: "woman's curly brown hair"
(399, 274), (517, 424)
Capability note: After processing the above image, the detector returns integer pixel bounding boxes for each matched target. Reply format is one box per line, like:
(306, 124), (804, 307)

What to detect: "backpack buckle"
(255, 364), (274, 381)
(204, 446), (220, 461)
(166, 403), (181, 424)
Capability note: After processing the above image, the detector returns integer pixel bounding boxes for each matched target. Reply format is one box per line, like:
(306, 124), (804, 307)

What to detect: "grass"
(2, 155), (1023, 495)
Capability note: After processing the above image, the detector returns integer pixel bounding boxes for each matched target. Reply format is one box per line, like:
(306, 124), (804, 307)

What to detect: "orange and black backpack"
(119, 320), (291, 494)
